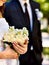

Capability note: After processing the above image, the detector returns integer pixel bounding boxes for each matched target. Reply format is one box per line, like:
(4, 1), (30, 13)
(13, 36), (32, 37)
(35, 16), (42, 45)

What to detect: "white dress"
(0, 18), (19, 65)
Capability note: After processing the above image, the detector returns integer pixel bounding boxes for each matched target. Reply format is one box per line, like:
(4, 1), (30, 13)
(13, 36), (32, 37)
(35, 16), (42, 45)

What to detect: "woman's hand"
(12, 39), (29, 54)
(0, 39), (28, 59)
(0, 44), (18, 59)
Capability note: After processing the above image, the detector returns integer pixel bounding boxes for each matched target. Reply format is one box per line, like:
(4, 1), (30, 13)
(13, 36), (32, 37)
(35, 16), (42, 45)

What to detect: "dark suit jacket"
(4, 0), (43, 65)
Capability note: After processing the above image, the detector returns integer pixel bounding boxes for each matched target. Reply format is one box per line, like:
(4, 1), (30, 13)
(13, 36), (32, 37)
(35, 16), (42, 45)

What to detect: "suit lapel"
(15, 1), (30, 29)
(14, 1), (27, 28)
(13, 0), (38, 33)
(30, 1), (38, 36)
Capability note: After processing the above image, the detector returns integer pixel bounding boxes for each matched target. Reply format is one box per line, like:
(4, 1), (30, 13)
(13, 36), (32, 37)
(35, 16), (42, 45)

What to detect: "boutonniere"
(35, 9), (43, 20)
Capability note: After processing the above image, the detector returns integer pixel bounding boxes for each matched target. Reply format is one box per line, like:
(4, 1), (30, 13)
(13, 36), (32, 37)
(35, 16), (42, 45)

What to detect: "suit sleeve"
(38, 21), (43, 53)
(33, 2), (43, 54)
(4, 3), (11, 25)
(37, 3), (43, 53)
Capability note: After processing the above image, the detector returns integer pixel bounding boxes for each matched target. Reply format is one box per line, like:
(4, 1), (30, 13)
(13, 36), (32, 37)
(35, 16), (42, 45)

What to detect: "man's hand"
(12, 39), (29, 54)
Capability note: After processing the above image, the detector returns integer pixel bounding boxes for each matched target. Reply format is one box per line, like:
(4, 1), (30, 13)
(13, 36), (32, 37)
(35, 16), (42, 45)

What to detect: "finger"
(12, 41), (17, 44)
(24, 39), (29, 44)
(14, 43), (27, 49)
(17, 39), (29, 47)
(13, 43), (24, 51)
(13, 43), (27, 54)
(13, 44), (24, 54)
(12, 41), (24, 47)
(12, 41), (24, 48)
(13, 40), (28, 48)
(18, 40), (28, 48)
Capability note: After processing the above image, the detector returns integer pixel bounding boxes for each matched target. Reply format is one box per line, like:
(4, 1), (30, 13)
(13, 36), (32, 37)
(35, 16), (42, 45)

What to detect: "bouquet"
(3, 26), (29, 53)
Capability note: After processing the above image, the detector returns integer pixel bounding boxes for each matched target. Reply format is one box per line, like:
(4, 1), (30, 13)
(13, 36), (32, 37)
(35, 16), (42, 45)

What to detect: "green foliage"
(41, 25), (49, 33)
(34, 0), (49, 18)
(43, 47), (49, 55)
(41, 28), (48, 32)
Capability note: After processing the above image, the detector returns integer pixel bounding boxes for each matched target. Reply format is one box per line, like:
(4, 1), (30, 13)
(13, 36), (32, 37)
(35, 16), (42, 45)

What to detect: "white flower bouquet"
(3, 26), (29, 51)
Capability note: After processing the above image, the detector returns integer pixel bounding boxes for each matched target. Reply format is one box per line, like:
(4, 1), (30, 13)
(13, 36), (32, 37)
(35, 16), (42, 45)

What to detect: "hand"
(12, 39), (29, 54)
(0, 44), (18, 59)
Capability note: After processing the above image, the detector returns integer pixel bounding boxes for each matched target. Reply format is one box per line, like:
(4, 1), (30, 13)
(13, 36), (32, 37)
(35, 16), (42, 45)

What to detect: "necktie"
(24, 3), (30, 30)
(24, 3), (33, 50)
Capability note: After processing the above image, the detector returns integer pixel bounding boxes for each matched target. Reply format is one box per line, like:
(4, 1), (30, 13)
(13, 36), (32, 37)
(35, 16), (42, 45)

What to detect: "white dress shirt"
(19, 0), (33, 50)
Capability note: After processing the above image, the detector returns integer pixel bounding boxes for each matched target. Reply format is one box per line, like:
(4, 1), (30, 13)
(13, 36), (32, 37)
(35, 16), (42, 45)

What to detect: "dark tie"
(24, 4), (33, 51)
(24, 3), (30, 30)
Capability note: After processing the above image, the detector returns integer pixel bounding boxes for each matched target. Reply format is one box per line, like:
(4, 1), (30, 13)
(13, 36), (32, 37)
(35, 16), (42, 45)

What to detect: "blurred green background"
(34, 0), (49, 33)
(34, 0), (49, 23)
(34, 0), (49, 56)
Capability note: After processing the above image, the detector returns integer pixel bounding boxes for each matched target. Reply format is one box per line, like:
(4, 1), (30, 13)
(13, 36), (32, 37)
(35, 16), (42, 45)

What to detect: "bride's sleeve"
(0, 19), (9, 51)
(1, 19), (9, 32)
(0, 19), (9, 39)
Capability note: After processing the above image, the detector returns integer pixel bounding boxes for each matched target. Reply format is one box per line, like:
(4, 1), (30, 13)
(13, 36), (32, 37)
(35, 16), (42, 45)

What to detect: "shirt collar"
(19, 0), (29, 5)
(19, 0), (30, 12)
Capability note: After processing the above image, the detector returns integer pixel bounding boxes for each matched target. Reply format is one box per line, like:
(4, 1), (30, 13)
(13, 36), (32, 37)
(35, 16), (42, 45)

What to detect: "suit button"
(30, 46), (33, 50)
